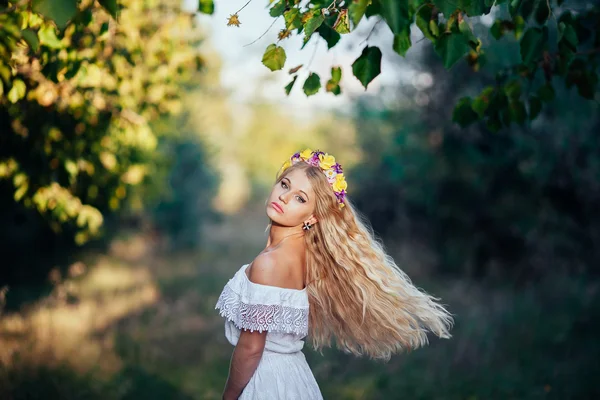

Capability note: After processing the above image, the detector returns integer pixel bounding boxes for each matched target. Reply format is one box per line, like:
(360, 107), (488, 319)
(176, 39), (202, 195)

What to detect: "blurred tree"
(0, 0), (204, 244)
(351, 37), (600, 280)
(226, 0), (599, 129)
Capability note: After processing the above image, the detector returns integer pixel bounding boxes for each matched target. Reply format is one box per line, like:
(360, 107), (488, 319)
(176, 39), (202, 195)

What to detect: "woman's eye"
(281, 181), (288, 188)
(296, 196), (305, 203)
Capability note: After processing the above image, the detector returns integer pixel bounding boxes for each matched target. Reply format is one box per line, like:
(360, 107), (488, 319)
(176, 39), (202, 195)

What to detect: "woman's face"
(267, 168), (317, 227)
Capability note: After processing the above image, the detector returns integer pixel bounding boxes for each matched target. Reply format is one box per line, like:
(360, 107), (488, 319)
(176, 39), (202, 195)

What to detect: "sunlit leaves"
(434, 32), (470, 68)
(38, 24), (64, 49)
(7, 79), (26, 103)
(352, 46), (382, 89)
(303, 72), (321, 96)
(262, 44), (286, 71)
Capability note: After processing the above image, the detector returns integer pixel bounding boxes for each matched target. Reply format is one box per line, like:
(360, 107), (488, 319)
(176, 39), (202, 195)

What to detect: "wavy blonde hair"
(274, 161), (453, 361)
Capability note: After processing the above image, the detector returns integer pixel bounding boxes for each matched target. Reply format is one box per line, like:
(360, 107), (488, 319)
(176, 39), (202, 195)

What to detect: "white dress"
(215, 263), (324, 400)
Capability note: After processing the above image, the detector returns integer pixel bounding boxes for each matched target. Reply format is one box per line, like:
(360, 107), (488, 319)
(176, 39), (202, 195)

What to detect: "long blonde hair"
(275, 162), (453, 361)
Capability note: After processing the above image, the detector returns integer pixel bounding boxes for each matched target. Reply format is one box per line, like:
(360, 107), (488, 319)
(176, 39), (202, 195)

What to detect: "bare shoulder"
(248, 250), (304, 290)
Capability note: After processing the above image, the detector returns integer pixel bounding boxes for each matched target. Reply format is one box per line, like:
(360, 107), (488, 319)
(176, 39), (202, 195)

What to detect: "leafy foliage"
(230, 0), (600, 127)
(0, 0), (205, 245)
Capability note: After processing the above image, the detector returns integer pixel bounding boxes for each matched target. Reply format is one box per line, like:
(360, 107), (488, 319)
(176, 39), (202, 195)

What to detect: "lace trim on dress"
(216, 284), (309, 336)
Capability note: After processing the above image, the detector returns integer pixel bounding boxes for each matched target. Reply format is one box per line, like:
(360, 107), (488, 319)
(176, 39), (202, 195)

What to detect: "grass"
(1, 205), (599, 399)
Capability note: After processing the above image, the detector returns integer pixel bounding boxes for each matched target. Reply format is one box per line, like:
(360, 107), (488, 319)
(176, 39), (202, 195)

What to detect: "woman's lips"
(271, 202), (284, 213)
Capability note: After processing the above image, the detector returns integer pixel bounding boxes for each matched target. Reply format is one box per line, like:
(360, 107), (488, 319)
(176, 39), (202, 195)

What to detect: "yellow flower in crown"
(299, 148), (313, 160)
(319, 153), (336, 170)
(281, 159), (292, 171)
(332, 173), (348, 192)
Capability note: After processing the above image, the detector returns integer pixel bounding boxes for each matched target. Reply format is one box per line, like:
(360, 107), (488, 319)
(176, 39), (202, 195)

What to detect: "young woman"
(216, 149), (453, 400)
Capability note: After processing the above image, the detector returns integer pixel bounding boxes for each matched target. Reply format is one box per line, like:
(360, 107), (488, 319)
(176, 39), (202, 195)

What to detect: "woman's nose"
(279, 192), (288, 203)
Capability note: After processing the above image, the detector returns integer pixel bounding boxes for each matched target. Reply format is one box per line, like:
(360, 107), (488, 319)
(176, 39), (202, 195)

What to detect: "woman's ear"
(308, 215), (318, 226)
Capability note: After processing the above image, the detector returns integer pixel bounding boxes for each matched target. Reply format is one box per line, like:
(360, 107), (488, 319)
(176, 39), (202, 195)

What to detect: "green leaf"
(7, 79), (26, 103)
(459, 20), (477, 46)
(99, 0), (119, 19)
(333, 10), (351, 34)
(528, 95), (542, 119)
(349, 0), (371, 26)
(380, 0), (410, 35)
(38, 24), (64, 49)
(509, 0), (521, 18)
(520, 27), (545, 65)
(365, 0), (381, 17)
(490, 20), (503, 40)
(434, 32), (470, 69)
(416, 5), (435, 41)
(558, 21), (578, 50)
(472, 95), (489, 118)
(269, 0), (287, 17)
(285, 75), (298, 95)
(519, 0), (535, 21)
(330, 66), (342, 83)
(537, 83), (555, 102)
(509, 99), (527, 125)
(534, 0), (549, 24)
(32, 0), (77, 29)
(352, 46), (382, 89)
(429, 20), (440, 37)
(433, 0), (488, 18)
(303, 72), (321, 96)
(514, 15), (525, 39)
(21, 29), (40, 51)
(392, 27), (411, 57)
(317, 24), (341, 49)
(504, 80), (521, 99)
(198, 0), (214, 15)
(284, 8), (302, 30)
(304, 11), (325, 38)
(326, 67), (342, 95)
(262, 44), (286, 71)
(452, 97), (479, 127)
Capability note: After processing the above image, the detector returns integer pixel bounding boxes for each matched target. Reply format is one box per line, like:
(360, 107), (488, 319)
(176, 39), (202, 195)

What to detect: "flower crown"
(280, 148), (348, 208)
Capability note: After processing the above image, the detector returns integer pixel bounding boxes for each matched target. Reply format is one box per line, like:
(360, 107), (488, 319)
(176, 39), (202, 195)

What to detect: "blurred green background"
(1, 0), (599, 399)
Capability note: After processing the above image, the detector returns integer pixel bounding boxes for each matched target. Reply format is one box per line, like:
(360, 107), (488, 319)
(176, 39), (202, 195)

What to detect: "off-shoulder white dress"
(215, 263), (323, 400)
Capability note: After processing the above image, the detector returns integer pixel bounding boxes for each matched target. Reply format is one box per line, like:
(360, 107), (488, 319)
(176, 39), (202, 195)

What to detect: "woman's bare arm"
(222, 326), (268, 399)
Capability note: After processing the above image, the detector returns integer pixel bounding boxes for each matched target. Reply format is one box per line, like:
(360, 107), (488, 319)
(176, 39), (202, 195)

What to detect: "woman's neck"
(267, 223), (304, 249)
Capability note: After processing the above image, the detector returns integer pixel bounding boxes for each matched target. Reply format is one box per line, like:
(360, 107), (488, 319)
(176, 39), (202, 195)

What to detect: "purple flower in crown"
(335, 189), (346, 203)
(308, 153), (321, 167)
(291, 152), (302, 164)
(332, 163), (343, 173)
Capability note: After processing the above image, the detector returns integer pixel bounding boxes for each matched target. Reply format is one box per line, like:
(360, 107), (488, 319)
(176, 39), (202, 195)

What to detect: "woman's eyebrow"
(286, 177), (309, 200)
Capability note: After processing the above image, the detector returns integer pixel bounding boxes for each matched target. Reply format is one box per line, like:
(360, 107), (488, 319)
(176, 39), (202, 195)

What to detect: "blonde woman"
(216, 149), (453, 400)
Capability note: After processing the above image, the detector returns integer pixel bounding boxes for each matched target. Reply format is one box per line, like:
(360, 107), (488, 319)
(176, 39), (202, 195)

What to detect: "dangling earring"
(302, 221), (312, 231)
